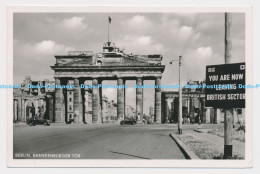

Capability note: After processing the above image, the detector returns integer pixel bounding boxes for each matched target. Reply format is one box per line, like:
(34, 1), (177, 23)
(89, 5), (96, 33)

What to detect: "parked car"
(147, 118), (154, 124)
(27, 117), (50, 126)
(120, 118), (136, 125)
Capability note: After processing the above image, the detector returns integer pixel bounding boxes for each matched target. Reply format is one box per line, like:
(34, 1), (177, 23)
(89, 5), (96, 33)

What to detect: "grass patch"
(175, 134), (244, 160)
(213, 154), (244, 159)
(207, 126), (245, 143)
(176, 135), (221, 159)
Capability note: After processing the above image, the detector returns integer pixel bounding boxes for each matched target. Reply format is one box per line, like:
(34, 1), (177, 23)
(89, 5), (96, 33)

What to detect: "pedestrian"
(198, 116), (201, 130)
(238, 115), (244, 135)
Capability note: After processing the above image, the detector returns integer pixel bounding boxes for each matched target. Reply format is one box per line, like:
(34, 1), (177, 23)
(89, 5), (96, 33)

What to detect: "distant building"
(163, 80), (245, 124)
(183, 80), (206, 92)
(149, 106), (154, 117)
(125, 105), (135, 118)
(13, 76), (55, 123)
(102, 97), (117, 123)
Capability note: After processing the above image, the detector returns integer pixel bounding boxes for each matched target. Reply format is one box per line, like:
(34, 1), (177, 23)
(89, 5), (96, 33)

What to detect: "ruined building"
(13, 76), (55, 122)
(163, 80), (245, 124)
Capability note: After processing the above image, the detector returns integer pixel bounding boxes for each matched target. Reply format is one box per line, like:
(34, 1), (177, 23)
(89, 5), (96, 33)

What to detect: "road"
(13, 123), (186, 159)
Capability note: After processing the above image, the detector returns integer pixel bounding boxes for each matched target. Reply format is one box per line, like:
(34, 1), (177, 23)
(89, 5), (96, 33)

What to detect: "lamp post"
(170, 55), (182, 135)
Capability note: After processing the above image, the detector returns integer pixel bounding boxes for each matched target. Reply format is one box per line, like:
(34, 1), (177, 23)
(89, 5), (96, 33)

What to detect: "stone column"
(49, 96), (54, 122)
(102, 97), (107, 123)
(154, 77), (162, 123)
(206, 108), (211, 123)
(164, 98), (168, 123)
(136, 78), (143, 122)
(35, 99), (38, 116)
(187, 98), (190, 113)
(84, 84), (91, 123)
(213, 108), (218, 124)
(174, 97), (179, 123)
(24, 100), (28, 122)
(117, 78), (125, 120)
(38, 81), (42, 95)
(17, 99), (21, 122)
(40, 99), (43, 107)
(92, 79), (99, 123)
(54, 78), (63, 123)
(233, 108), (238, 123)
(210, 108), (215, 123)
(73, 78), (83, 123)
(21, 99), (25, 122)
(124, 80), (126, 119)
(13, 100), (15, 121)
(190, 98), (195, 124)
(99, 79), (103, 123)
(201, 98), (206, 123)
(206, 108), (212, 123)
(14, 100), (17, 121)
(170, 99), (175, 123)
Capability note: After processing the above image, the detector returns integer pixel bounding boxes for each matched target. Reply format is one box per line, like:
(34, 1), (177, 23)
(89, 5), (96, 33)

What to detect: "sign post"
(224, 13), (233, 159)
(205, 62), (245, 158)
(206, 13), (244, 158)
(206, 13), (246, 158)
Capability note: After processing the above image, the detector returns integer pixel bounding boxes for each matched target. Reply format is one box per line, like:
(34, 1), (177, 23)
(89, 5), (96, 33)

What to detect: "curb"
(170, 133), (200, 160)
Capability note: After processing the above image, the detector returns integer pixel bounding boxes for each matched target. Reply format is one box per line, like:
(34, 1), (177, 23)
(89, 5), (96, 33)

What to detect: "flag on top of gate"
(108, 16), (112, 23)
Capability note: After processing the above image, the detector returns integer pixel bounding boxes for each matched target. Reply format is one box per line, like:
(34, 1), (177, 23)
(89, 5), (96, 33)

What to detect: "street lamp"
(170, 55), (182, 135)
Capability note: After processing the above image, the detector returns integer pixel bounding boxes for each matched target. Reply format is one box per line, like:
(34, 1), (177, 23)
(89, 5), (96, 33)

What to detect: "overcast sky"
(14, 13), (245, 114)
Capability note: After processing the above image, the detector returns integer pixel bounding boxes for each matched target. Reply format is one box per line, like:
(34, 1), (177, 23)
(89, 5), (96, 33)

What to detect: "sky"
(13, 13), (245, 114)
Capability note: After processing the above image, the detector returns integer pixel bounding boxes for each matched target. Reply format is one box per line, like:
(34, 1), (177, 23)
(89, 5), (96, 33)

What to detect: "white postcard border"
(6, 6), (253, 168)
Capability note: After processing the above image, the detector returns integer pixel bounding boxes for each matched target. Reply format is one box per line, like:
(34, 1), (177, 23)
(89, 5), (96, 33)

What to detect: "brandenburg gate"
(51, 42), (165, 124)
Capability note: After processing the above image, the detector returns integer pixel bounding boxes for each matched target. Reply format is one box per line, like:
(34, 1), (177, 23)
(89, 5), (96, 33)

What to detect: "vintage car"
(120, 118), (136, 125)
(27, 117), (50, 126)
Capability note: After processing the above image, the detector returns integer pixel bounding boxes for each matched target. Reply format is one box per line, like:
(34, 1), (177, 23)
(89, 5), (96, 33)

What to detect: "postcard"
(7, 6), (253, 167)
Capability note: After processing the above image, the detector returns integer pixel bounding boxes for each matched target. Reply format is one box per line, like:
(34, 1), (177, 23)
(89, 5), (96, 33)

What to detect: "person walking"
(238, 115), (244, 135)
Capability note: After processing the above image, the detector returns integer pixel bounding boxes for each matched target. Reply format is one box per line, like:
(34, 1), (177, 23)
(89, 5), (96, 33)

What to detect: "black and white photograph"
(6, 6), (253, 167)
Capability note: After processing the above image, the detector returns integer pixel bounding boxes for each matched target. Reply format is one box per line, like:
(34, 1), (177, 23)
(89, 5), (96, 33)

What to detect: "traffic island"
(170, 133), (199, 159)
(207, 127), (245, 143)
(170, 131), (244, 159)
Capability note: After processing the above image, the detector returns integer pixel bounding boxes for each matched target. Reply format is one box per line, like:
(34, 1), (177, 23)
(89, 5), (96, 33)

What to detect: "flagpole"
(108, 16), (110, 43)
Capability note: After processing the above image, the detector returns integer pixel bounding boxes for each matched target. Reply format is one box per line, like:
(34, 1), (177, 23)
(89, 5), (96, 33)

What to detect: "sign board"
(205, 62), (245, 108)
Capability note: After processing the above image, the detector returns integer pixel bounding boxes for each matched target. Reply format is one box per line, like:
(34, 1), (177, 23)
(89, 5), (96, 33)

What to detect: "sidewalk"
(187, 130), (245, 157)
(172, 127), (245, 159)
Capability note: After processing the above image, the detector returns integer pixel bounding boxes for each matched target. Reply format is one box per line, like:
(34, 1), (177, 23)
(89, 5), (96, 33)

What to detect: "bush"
(213, 154), (244, 159)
